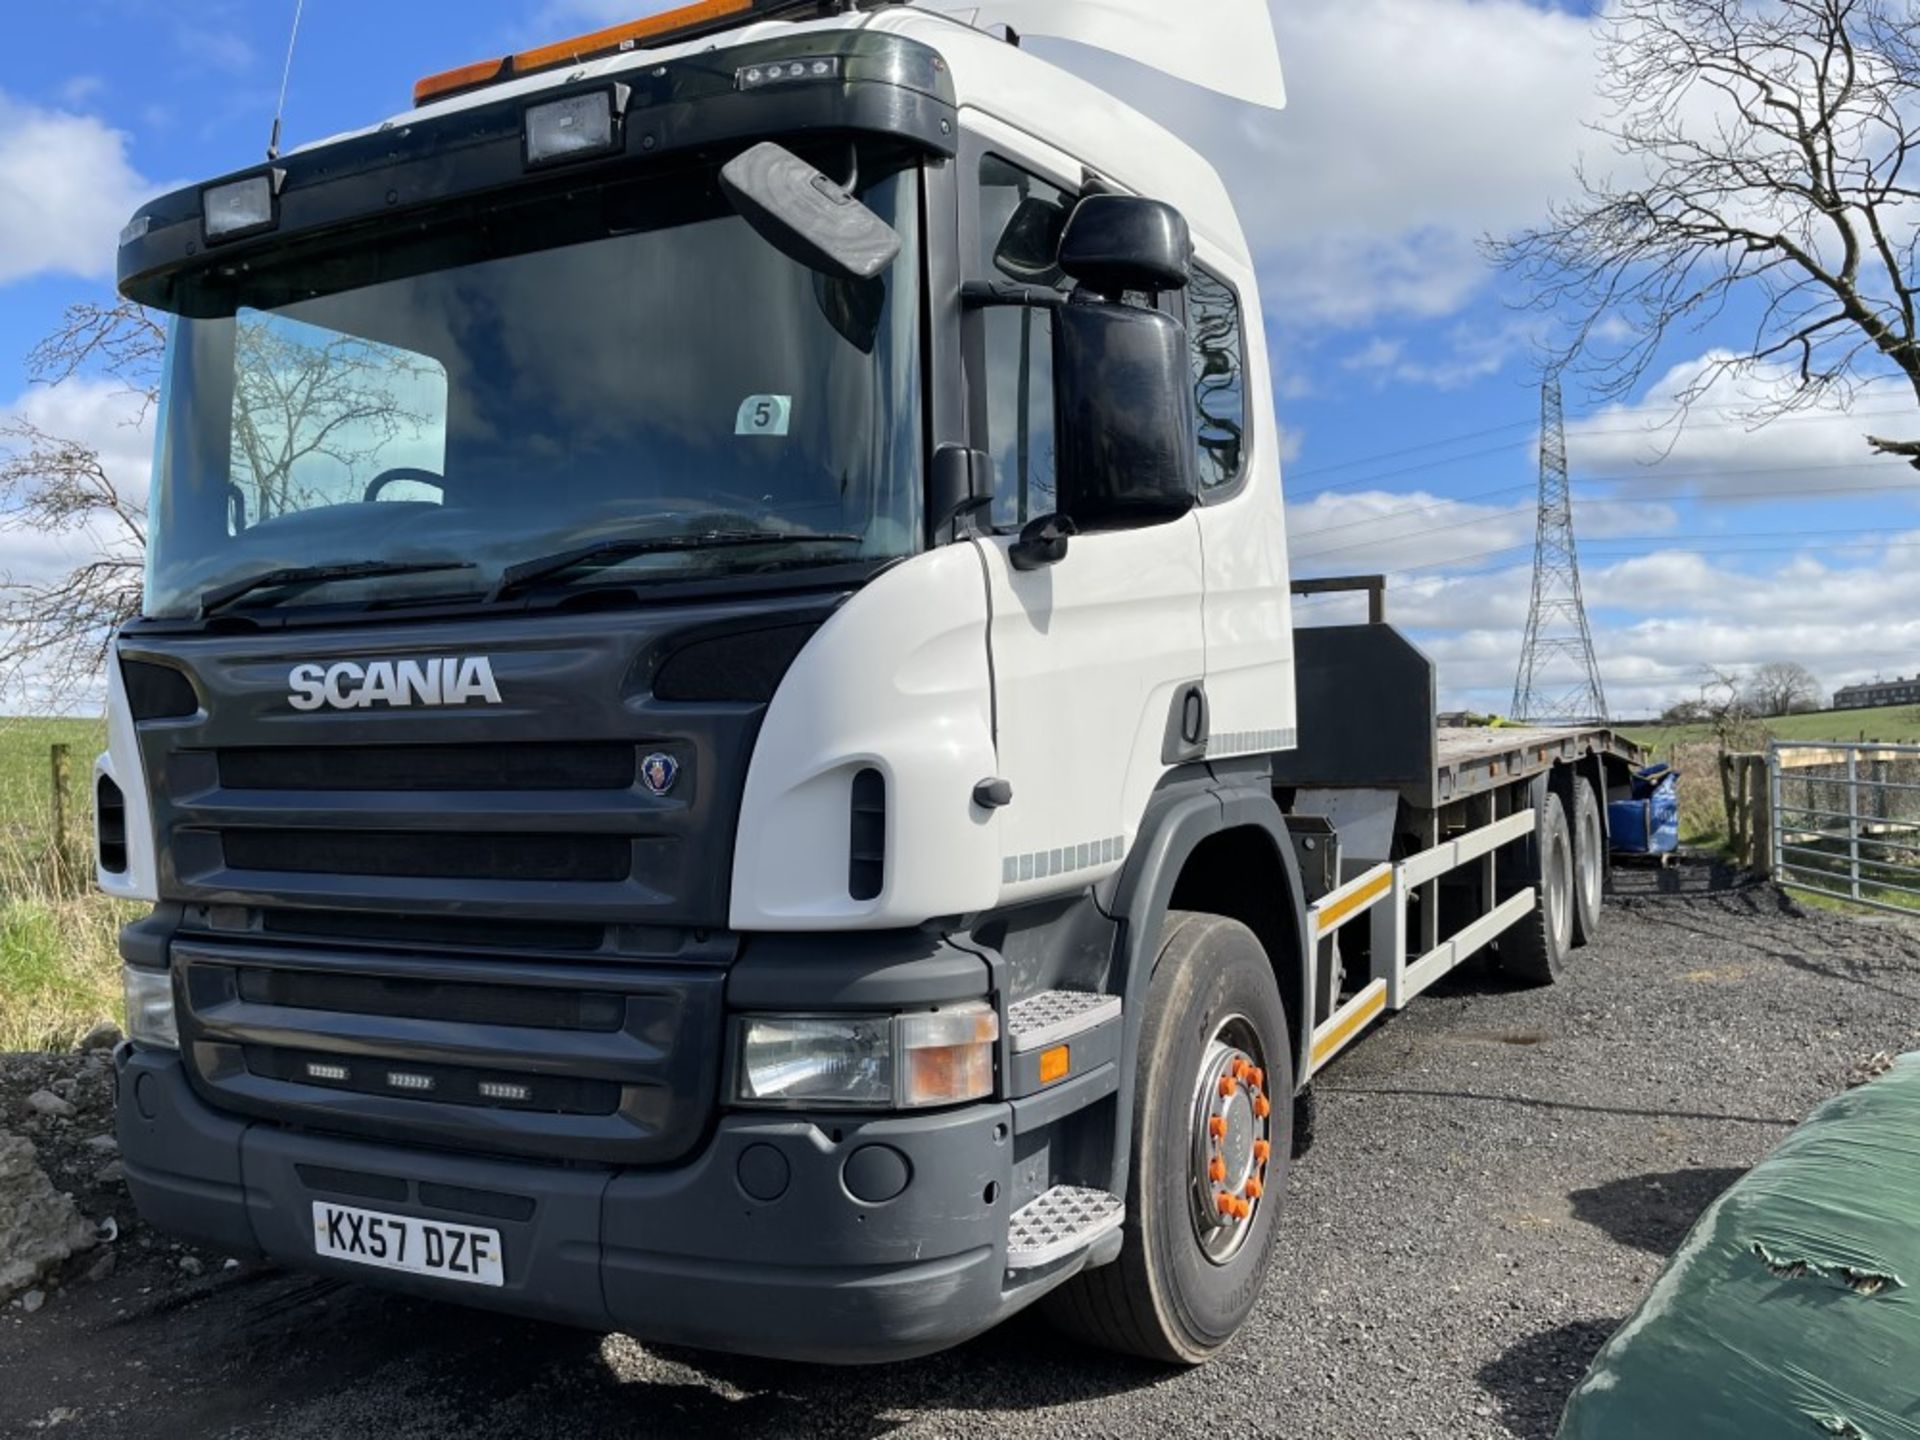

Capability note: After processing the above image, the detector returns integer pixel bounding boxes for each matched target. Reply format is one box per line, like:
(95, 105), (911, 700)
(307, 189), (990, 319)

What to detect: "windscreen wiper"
(200, 560), (478, 618)
(489, 531), (863, 603)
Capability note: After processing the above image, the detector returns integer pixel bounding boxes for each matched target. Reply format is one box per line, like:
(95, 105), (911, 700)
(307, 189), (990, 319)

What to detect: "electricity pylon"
(1511, 372), (1609, 725)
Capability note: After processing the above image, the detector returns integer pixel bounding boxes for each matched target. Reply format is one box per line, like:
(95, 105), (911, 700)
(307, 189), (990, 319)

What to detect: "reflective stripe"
(1310, 867), (1392, 940)
(1310, 981), (1387, 1071)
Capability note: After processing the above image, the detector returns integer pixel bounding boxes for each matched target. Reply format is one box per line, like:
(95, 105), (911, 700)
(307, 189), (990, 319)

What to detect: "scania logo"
(287, 658), (503, 712)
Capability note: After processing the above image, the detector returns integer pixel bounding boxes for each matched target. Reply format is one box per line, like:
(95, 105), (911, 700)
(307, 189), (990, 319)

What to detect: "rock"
(0, 1135), (98, 1304)
(95, 1161), (126, 1187)
(84, 1250), (115, 1284)
(25, 1092), (74, 1121)
(21, 1288), (45, 1313)
(178, 1255), (203, 1278)
(81, 1135), (118, 1156)
(78, 1022), (124, 1053)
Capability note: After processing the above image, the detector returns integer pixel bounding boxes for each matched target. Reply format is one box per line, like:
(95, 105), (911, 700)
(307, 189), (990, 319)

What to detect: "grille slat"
(234, 967), (626, 1031)
(218, 743), (635, 793)
(220, 829), (632, 882)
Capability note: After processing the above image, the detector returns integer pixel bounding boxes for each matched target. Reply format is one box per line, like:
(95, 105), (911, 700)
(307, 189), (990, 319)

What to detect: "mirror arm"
(961, 279), (1070, 312)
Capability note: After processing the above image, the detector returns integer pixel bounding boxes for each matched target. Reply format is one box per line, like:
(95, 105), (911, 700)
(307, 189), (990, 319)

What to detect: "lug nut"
(1219, 1076), (1238, 1099)
(1253, 1139), (1272, 1164)
(1253, 1096), (1272, 1119)
(1209, 1116), (1228, 1140)
(1209, 1157), (1226, 1183)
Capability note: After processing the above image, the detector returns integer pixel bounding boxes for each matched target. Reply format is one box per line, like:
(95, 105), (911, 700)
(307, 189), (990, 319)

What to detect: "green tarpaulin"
(1560, 1054), (1920, 1440)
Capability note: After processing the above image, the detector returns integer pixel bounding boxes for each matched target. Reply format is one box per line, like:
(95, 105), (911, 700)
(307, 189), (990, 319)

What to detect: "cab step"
(1006, 990), (1122, 1053)
(1006, 1185), (1125, 1270)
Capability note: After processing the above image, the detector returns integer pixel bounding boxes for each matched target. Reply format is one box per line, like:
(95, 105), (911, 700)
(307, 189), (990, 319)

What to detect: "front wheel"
(1044, 912), (1292, 1364)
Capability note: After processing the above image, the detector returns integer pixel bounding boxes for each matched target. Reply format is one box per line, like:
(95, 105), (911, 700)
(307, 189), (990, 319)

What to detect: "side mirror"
(719, 142), (901, 282)
(1052, 299), (1198, 533)
(1058, 195), (1192, 298)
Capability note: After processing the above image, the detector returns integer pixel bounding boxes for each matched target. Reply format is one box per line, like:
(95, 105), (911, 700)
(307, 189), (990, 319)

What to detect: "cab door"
(964, 134), (1206, 904)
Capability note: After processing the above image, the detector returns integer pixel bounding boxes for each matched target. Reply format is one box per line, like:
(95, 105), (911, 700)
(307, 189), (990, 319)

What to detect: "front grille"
(245, 1047), (622, 1117)
(218, 743), (635, 792)
(219, 830), (632, 882)
(178, 943), (726, 1165)
(234, 967), (627, 1031)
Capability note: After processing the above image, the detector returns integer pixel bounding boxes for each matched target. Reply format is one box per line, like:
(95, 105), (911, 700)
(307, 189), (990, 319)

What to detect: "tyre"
(1500, 790), (1575, 986)
(1570, 776), (1606, 948)
(1045, 912), (1292, 1365)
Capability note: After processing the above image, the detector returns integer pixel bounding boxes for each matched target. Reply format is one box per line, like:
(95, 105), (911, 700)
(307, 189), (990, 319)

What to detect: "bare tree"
(0, 301), (438, 707)
(1744, 659), (1826, 714)
(1492, 0), (1920, 461)
(0, 302), (162, 705)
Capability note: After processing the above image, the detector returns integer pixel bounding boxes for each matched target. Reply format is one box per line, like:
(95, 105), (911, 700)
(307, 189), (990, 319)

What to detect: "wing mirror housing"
(1058, 195), (1193, 298)
(719, 141), (901, 282)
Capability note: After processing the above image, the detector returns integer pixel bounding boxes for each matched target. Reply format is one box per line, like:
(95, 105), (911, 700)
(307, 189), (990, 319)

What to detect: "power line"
(1284, 404), (1920, 498)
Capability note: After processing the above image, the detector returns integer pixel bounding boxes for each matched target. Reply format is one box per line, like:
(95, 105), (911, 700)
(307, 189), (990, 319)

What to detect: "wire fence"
(1771, 741), (1920, 916)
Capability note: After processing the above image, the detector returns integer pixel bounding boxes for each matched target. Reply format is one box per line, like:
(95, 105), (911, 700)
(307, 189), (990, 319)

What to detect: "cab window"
(1189, 266), (1247, 495)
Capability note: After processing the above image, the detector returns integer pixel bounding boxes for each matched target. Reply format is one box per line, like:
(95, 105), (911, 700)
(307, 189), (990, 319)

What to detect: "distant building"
(1835, 677), (1920, 710)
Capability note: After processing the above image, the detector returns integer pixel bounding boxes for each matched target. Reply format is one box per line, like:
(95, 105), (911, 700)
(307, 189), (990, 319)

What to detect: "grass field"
(0, 715), (130, 1052)
(1620, 704), (1920, 752)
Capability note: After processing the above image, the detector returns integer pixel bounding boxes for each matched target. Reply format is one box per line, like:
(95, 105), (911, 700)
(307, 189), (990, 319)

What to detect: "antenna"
(1512, 371), (1609, 726)
(268, 0), (309, 162)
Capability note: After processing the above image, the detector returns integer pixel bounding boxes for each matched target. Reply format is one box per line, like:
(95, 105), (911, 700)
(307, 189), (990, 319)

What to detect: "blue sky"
(4, 0), (1919, 715)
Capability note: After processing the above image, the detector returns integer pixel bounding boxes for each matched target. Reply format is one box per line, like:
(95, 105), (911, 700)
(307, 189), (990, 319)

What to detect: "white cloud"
(0, 93), (155, 286)
(1307, 539), (1920, 715)
(1566, 352), (1920, 500)
(0, 379), (152, 587)
(1036, 0), (1603, 329)
(1287, 487), (1676, 577)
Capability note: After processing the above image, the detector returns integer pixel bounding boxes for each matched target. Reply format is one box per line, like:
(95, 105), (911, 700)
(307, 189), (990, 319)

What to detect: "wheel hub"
(1188, 1018), (1273, 1265)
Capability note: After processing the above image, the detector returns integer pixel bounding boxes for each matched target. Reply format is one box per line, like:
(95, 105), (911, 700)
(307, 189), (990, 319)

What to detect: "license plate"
(311, 1202), (504, 1288)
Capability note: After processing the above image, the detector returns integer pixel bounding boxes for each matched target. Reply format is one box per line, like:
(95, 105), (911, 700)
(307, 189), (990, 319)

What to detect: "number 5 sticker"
(736, 394), (793, 437)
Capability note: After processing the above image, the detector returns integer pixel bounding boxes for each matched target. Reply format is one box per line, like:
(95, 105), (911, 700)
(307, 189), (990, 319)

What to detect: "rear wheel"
(1570, 777), (1606, 948)
(1045, 912), (1292, 1364)
(1500, 790), (1574, 986)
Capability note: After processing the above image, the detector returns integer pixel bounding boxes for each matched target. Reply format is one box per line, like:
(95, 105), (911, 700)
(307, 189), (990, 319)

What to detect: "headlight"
(123, 966), (178, 1049)
(734, 1002), (1000, 1111)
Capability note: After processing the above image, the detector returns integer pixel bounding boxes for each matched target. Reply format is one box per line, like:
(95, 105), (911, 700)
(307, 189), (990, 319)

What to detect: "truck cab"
(102, 0), (1629, 1366)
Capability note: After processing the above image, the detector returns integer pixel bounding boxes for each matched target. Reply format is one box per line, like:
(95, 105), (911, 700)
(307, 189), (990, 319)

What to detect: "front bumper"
(116, 1046), (1049, 1364)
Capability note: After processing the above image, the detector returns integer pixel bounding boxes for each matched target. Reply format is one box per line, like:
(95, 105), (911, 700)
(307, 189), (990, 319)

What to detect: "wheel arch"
(1105, 776), (1309, 1198)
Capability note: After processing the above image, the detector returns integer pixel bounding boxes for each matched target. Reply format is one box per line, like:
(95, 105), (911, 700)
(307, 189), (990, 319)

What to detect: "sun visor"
(924, 0), (1287, 110)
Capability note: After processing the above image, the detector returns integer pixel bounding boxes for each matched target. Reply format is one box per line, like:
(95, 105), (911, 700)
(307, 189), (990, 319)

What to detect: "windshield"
(143, 157), (923, 619)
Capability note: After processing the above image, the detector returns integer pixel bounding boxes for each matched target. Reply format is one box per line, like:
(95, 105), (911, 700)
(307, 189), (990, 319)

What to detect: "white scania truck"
(99, 0), (1636, 1364)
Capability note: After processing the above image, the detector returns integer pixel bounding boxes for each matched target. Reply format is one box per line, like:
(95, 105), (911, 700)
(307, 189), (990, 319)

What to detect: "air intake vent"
(654, 623), (822, 703)
(96, 776), (128, 875)
(122, 661), (198, 721)
(849, 768), (886, 902)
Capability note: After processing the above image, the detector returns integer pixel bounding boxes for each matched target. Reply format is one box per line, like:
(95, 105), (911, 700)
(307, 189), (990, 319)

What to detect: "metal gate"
(1771, 741), (1920, 916)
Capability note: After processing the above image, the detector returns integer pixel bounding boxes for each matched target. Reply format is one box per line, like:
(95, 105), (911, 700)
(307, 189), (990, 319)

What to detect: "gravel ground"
(3, 858), (1917, 1439)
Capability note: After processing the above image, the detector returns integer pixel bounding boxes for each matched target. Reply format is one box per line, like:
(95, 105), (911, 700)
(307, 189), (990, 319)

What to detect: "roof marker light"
(737, 56), (842, 90)
(415, 0), (758, 108)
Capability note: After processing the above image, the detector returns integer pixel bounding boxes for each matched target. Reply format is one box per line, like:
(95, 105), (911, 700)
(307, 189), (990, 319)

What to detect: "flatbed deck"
(1434, 726), (1640, 805)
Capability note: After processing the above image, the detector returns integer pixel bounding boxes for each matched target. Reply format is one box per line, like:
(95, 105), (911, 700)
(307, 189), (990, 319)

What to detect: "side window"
(1189, 267), (1247, 494)
(978, 156), (1073, 528)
